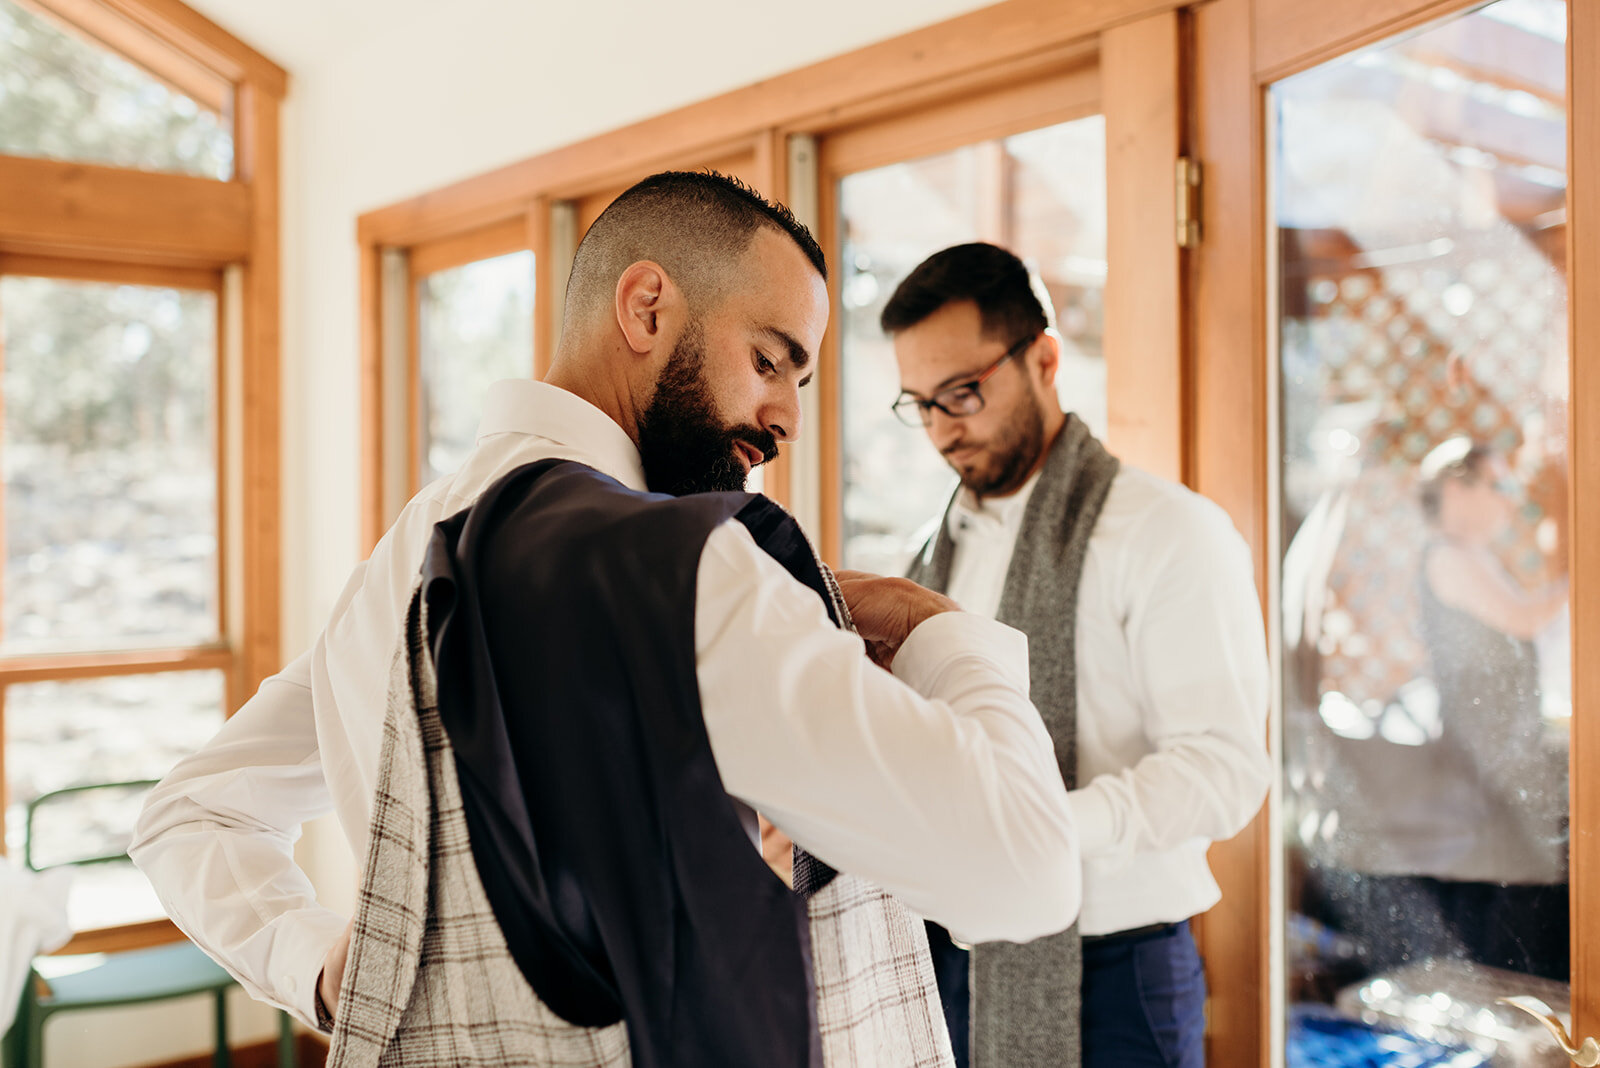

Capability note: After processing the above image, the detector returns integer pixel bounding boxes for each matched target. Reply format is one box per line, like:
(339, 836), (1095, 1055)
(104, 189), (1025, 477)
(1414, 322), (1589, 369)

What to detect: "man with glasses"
(881, 242), (1271, 1068)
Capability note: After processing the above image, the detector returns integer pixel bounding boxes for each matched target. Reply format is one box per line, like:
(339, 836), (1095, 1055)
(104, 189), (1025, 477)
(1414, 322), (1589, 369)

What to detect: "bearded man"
(883, 242), (1271, 1068)
(131, 175), (1080, 1066)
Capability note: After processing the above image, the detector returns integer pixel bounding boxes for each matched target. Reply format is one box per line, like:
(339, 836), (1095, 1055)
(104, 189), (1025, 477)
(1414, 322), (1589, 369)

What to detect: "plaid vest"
(329, 497), (954, 1067)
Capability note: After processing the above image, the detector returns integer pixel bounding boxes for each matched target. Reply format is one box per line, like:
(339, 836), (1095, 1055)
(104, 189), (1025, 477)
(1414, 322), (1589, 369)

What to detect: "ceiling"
(183, 0), (439, 75)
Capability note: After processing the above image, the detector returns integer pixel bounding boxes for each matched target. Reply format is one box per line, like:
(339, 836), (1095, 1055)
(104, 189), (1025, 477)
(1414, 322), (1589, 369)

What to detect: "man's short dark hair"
(879, 242), (1048, 342)
(564, 170), (825, 328)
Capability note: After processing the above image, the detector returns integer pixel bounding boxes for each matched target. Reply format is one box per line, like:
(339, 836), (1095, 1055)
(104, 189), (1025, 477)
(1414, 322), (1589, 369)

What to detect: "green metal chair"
(3, 780), (297, 1068)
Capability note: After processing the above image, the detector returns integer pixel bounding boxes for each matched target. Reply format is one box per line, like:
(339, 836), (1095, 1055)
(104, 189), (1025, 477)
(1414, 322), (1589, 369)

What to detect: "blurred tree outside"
(0, 0), (229, 849)
(0, 0), (232, 178)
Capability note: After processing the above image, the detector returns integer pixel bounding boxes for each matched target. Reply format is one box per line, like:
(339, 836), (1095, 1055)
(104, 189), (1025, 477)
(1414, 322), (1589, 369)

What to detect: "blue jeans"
(927, 920), (1208, 1067)
(1082, 921), (1207, 1068)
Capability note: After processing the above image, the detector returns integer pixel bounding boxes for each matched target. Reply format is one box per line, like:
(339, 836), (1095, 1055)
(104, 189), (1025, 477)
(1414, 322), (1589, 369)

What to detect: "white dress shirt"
(943, 462), (1271, 936)
(132, 379), (1079, 1026)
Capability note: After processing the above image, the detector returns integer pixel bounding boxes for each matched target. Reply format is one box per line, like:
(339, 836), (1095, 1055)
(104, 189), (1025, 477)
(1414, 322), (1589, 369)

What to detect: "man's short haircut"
(563, 170), (826, 329)
(879, 242), (1050, 343)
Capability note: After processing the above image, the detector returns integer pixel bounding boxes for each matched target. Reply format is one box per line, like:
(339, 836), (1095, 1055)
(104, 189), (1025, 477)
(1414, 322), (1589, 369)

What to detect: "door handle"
(1498, 996), (1600, 1066)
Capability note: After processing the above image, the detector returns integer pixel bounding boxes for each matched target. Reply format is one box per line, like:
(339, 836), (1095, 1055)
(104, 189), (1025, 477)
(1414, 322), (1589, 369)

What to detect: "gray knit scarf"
(906, 414), (1119, 1068)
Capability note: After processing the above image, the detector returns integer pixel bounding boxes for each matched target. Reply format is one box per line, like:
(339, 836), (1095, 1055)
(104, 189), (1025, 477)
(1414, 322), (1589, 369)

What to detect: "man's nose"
(927, 408), (964, 450)
(762, 382), (803, 444)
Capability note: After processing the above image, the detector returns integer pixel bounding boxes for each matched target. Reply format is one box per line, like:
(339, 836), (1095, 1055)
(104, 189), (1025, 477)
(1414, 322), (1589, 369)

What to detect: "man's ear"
(1033, 331), (1062, 392)
(615, 261), (673, 356)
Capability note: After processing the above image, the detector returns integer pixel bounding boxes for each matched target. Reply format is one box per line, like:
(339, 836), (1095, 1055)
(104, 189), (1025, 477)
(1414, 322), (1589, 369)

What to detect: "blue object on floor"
(1287, 1006), (1488, 1068)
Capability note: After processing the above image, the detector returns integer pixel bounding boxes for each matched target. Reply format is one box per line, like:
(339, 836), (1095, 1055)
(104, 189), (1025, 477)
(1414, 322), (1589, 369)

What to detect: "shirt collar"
(947, 467), (1043, 539)
(477, 379), (648, 491)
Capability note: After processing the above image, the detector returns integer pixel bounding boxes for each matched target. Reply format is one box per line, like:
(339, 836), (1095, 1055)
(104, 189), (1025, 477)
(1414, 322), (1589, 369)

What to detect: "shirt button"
(283, 975), (298, 996)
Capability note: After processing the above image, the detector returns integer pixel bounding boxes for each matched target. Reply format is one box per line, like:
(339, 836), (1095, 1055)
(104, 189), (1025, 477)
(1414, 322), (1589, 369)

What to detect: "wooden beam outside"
(356, 0), (1183, 248)
(1402, 13), (1565, 107)
(0, 155), (252, 266)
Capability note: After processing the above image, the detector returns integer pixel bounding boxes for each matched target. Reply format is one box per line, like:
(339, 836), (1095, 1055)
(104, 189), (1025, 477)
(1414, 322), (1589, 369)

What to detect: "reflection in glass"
(839, 116), (1106, 574)
(417, 251), (535, 486)
(3, 670), (225, 928)
(0, 0), (233, 179)
(1274, 1), (1569, 1061)
(0, 277), (219, 654)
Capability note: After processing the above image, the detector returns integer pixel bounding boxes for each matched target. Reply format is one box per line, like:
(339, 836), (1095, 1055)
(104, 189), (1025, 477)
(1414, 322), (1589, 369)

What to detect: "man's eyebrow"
(930, 364), (989, 393)
(758, 325), (813, 374)
(899, 362), (988, 402)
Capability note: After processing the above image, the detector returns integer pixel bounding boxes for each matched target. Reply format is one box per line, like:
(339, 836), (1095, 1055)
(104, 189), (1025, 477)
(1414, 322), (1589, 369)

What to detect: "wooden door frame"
(1191, 0), (1597, 1062)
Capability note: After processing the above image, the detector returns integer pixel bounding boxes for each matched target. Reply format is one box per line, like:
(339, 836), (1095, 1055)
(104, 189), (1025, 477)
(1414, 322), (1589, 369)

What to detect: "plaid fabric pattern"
(332, 569), (953, 1067)
(808, 874), (954, 1067)
(329, 593), (631, 1068)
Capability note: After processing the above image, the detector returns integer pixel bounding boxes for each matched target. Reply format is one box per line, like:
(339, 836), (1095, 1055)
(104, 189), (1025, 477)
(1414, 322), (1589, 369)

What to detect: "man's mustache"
(732, 428), (780, 466)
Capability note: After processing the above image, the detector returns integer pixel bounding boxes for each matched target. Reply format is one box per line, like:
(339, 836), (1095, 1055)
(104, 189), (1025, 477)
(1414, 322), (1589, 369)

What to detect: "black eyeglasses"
(891, 333), (1038, 428)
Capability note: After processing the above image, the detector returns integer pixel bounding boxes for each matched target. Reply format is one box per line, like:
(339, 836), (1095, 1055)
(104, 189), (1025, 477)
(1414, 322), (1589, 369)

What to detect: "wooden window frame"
(1191, 0), (1597, 1062)
(0, 0), (284, 955)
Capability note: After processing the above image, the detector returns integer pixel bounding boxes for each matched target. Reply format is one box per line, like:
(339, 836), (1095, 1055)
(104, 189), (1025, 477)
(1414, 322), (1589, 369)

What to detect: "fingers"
(838, 575), (959, 645)
(831, 569), (880, 583)
(864, 638), (898, 671)
(318, 918), (354, 1024)
(758, 816), (795, 888)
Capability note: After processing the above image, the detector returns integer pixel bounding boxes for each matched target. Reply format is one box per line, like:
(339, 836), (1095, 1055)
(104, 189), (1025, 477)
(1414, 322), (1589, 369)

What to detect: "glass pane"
(418, 250), (535, 485)
(0, 0), (233, 179)
(1274, 1), (1570, 1060)
(838, 115), (1106, 574)
(3, 670), (225, 929)
(0, 277), (220, 654)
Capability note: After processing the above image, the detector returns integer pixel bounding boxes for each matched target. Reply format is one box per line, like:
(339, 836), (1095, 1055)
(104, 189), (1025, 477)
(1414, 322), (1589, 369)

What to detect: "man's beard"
(637, 322), (778, 496)
(945, 390), (1046, 498)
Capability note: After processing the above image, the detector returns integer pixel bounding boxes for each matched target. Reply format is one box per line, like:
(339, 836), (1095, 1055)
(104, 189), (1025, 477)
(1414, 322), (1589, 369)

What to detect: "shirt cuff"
(1066, 785), (1118, 859)
(891, 612), (1029, 694)
(269, 908), (350, 1030)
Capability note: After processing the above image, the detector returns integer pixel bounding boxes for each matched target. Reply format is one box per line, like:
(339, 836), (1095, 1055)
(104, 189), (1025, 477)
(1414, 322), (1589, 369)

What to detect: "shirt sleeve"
(695, 521), (1080, 945)
(130, 647), (348, 1028)
(1065, 498), (1272, 869)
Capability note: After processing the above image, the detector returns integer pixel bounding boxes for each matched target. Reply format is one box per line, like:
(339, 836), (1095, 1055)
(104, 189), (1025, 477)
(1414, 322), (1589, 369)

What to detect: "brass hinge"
(1176, 157), (1202, 249)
